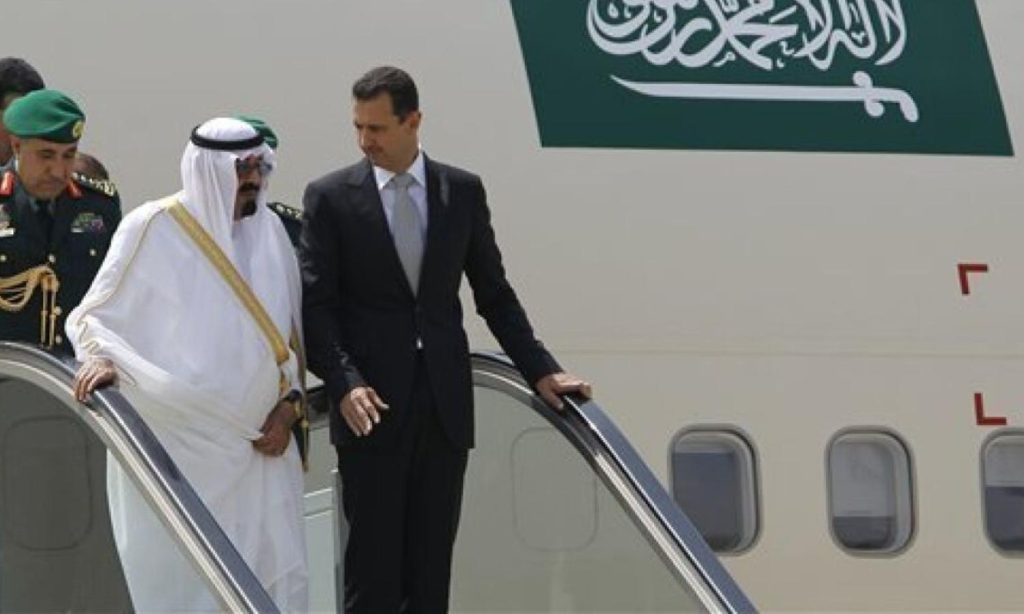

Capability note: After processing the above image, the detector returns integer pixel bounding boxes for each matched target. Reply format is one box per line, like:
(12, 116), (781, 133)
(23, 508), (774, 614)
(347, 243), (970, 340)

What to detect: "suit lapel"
(421, 156), (447, 295)
(348, 159), (416, 298)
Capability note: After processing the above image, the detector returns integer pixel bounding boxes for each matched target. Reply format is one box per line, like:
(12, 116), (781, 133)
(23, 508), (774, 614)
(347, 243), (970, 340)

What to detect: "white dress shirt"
(373, 149), (428, 348)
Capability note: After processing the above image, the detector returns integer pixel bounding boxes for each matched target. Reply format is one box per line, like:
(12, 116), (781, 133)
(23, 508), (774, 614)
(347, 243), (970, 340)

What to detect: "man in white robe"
(66, 117), (308, 611)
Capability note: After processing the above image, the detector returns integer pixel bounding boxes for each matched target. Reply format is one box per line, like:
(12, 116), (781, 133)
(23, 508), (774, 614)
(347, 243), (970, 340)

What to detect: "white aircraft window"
(827, 431), (914, 554)
(669, 429), (759, 553)
(981, 432), (1024, 552)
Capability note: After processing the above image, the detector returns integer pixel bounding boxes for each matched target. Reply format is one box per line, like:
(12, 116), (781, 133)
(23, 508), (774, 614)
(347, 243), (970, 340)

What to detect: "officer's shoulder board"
(72, 172), (118, 198)
(268, 201), (302, 221)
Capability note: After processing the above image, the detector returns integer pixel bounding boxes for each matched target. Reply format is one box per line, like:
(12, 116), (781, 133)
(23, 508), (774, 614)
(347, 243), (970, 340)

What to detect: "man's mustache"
(239, 183), (260, 193)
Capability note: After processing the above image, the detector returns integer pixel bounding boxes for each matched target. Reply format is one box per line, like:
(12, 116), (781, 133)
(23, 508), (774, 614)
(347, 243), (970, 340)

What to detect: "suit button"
(0, 254), (6, 263)
(88, 248), (97, 257)
(54, 335), (63, 345)
(47, 254), (56, 264)
(53, 306), (63, 316)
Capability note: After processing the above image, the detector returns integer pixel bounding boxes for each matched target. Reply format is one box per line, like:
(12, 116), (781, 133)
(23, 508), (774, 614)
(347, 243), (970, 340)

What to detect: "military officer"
(0, 89), (120, 352)
(2, 58), (116, 190)
(237, 114), (303, 247)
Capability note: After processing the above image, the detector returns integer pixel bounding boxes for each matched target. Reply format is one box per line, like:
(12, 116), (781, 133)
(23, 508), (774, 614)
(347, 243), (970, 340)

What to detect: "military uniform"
(0, 162), (120, 351)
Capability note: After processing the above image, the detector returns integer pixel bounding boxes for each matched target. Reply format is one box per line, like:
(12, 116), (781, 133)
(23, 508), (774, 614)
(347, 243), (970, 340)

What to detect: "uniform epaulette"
(268, 201), (303, 221)
(72, 172), (118, 198)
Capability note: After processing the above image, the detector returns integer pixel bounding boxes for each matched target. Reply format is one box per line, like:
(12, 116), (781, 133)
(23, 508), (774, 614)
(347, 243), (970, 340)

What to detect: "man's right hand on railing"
(73, 356), (118, 402)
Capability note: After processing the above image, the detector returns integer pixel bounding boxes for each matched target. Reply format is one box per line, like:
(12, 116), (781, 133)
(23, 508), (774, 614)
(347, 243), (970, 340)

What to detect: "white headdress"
(180, 117), (275, 265)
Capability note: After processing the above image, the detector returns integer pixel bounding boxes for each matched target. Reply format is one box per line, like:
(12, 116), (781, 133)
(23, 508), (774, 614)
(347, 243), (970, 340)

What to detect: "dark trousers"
(337, 356), (469, 614)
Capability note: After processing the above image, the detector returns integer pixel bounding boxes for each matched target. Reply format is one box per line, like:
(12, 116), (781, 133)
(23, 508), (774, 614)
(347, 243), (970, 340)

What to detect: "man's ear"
(407, 110), (422, 131)
(9, 136), (21, 157)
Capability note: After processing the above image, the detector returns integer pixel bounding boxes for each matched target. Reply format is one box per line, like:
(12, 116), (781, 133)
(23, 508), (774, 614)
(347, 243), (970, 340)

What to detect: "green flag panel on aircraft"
(510, 0), (1013, 156)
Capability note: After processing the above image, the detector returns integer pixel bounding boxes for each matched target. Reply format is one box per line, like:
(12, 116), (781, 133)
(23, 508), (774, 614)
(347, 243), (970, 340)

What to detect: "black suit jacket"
(300, 156), (560, 449)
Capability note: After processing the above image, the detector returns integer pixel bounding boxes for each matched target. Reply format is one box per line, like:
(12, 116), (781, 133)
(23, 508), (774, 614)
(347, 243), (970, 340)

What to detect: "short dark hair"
(352, 66), (418, 119)
(0, 58), (45, 107)
(74, 151), (109, 181)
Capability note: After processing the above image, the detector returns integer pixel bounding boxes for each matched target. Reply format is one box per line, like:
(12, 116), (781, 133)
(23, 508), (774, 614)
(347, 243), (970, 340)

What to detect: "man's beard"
(238, 184), (259, 217)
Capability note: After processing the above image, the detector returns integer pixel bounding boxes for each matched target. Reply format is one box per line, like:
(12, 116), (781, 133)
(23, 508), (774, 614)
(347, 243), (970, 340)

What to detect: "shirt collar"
(373, 148), (426, 191)
(9, 162), (54, 209)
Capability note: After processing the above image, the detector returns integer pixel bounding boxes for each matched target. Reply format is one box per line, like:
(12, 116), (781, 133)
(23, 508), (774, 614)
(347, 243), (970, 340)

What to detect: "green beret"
(236, 115), (278, 149)
(2, 89), (85, 143)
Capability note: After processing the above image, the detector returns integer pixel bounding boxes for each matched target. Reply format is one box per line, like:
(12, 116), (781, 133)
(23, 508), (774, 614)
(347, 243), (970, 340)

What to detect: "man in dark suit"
(301, 66), (591, 613)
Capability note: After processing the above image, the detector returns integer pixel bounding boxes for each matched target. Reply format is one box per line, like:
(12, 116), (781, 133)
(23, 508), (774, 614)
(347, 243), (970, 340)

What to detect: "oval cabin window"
(669, 429), (759, 553)
(982, 432), (1024, 552)
(827, 431), (914, 554)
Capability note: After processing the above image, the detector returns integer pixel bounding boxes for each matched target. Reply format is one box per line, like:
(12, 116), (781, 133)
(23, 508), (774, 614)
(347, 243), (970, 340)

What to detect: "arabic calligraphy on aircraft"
(588, 0), (917, 121)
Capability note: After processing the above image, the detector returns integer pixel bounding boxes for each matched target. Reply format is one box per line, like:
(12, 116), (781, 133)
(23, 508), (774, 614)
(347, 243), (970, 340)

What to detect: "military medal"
(70, 211), (106, 233)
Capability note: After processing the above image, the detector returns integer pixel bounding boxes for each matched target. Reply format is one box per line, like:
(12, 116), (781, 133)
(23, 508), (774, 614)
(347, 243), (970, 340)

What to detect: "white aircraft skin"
(8, 0), (1023, 610)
